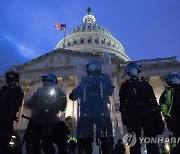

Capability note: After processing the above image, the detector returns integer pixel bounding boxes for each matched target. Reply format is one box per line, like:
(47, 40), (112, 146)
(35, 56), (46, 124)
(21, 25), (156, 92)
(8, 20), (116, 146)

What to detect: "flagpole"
(63, 23), (67, 49)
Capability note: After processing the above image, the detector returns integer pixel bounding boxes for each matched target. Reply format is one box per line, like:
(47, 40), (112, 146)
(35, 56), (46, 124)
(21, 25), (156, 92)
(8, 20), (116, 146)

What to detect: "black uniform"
(119, 77), (160, 154)
(113, 139), (125, 154)
(51, 120), (70, 154)
(0, 83), (24, 154)
(24, 83), (67, 154)
(160, 85), (180, 154)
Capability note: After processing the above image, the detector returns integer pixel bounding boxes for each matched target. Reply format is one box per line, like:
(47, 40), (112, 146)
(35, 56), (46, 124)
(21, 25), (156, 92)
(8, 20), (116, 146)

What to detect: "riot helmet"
(5, 69), (19, 83)
(125, 62), (141, 77)
(42, 73), (58, 84)
(117, 139), (123, 144)
(85, 59), (102, 75)
(166, 72), (180, 87)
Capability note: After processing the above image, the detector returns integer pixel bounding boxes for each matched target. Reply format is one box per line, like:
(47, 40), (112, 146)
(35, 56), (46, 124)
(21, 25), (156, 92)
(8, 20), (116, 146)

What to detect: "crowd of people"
(0, 58), (179, 154)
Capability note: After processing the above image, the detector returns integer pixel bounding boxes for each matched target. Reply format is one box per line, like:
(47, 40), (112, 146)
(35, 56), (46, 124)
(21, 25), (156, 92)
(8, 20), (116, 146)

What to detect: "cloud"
(17, 44), (37, 58)
(4, 34), (39, 58)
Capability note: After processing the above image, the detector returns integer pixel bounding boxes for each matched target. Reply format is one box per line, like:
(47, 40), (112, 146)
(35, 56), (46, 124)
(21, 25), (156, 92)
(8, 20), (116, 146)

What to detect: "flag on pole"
(54, 23), (66, 31)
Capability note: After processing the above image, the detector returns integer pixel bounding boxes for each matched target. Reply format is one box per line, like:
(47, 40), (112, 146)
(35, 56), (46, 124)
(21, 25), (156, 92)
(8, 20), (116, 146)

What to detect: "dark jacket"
(119, 77), (164, 134)
(0, 83), (24, 122)
(119, 77), (159, 111)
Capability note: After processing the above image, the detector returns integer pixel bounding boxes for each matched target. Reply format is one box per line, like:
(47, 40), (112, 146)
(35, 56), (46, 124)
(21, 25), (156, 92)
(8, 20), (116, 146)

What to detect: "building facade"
(0, 9), (179, 141)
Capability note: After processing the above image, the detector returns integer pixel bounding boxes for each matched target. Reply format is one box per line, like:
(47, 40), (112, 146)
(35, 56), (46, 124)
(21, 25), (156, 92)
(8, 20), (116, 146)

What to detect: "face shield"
(24, 81), (66, 125)
(86, 59), (102, 75)
(128, 68), (138, 77)
(5, 68), (19, 83)
(125, 62), (141, 77)
(42, 73), (57, 84)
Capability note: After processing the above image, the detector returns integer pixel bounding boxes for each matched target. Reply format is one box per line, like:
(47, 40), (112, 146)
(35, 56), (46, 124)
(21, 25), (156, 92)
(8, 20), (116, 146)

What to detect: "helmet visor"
(42, 73), (57, 84)
(125, 62), (141, 75)
(86, 60), (101, 75)
(167, 73), (180, 85)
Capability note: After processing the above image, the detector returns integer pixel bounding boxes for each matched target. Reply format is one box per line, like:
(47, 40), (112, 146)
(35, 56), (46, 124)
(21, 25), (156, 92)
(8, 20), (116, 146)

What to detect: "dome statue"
(55, 7), (131, 62)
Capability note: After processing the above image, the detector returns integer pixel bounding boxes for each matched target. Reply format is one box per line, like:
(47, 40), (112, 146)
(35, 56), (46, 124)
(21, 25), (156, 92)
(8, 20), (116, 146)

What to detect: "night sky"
(0, 0), (180, 75)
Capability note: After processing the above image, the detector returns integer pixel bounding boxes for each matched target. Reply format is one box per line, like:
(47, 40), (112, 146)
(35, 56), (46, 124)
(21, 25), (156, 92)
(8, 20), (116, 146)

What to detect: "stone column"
(61, 77), (69, 120)
(149, 76), (165, 102)
(112, 76), (120, 105)
(62, 77), (69, 95)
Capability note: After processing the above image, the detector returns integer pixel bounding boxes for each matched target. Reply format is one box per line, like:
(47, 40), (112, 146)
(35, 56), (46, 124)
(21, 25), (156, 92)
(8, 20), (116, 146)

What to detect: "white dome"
(55, 8), (131, 62)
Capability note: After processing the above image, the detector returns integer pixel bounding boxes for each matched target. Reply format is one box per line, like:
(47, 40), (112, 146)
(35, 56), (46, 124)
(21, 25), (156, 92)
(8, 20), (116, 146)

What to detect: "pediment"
(16, 49), (69, 72)
(16, 48), (118, 74)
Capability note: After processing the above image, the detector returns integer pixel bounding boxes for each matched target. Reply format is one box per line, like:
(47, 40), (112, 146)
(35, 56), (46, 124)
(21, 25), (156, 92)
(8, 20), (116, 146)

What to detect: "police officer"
(119, 62), (160, 154)
(69, 59), (114, 154)
(0, 69), (24, 154)
(67, 136), (77, 154)
(160, 72), (180, 154)
(51, 120), (71, 154)
(24, 73), (67, 154)
(113, 139), (125, 154)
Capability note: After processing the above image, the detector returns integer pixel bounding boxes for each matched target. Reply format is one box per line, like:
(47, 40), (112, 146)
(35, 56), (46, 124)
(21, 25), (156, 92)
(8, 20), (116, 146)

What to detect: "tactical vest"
(124, 78), (149, 103)
(0, 84), (23, 117)
(78, 74), (113, 116)
(161, 87), (174, 117)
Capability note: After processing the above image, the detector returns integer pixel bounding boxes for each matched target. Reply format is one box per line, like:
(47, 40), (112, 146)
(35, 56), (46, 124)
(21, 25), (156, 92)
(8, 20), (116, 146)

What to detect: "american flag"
(54, 23), (66, 31)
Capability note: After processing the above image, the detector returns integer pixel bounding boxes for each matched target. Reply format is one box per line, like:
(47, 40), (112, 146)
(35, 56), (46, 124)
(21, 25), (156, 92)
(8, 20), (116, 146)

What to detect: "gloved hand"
(161, 104), (169, 117)
(154, 105), (161, 113)
(153, 106), (165, 135)
(69, 92), (73, 100)
(153, 105), (161, 119)
(120, 109), (129, 126)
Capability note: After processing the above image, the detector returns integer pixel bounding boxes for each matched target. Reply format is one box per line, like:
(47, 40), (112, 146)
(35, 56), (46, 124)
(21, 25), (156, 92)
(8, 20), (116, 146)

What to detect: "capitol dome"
(55, 7), (131, 62)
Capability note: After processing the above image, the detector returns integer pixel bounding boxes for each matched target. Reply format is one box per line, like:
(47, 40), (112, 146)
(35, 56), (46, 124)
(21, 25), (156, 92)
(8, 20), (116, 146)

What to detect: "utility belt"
(127, 99), (152, 107)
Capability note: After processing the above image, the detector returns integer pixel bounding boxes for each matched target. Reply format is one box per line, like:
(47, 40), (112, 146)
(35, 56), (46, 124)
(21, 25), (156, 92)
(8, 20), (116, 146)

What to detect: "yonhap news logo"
(122, 132), (180, 147)
(123, 132), (137, 147)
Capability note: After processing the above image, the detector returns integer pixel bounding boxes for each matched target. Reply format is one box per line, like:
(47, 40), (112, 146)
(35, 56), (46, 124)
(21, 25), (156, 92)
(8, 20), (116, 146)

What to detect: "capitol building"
(0, 8), (180, 140)
(55, 7), (130, 62)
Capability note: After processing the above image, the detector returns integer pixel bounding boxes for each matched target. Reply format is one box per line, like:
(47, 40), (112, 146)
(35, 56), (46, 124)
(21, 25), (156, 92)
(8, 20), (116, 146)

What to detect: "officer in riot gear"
(160, 72), (180, 154)
(69, 59), (114, 154)
(0, 69), (24, 154)
(119, 62), (161, 154)
(24, 72), (67, 154)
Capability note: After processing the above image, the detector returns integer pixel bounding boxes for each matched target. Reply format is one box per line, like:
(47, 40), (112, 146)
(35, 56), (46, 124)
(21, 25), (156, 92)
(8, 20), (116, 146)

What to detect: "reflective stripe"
(164, 88), (174, 117)
(67, 136), (77, 143)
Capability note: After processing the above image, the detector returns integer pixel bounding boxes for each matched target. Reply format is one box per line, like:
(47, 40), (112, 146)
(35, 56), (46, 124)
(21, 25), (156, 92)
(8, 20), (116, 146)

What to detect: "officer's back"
(0, 69), (23, 122)
(0, 69), (24, 154)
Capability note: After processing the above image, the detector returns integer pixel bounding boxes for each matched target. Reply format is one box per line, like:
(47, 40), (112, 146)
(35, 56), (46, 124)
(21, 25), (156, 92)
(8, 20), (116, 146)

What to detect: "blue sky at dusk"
(0, 0), (180, 75)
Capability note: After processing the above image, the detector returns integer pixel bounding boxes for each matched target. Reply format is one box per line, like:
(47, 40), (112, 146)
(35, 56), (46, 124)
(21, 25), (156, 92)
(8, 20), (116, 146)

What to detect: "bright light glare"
(49, 88), (56, 96)
(165, 143), (170, 151)
(12, 135), (16, 139)
(9, 142), (15, 145)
